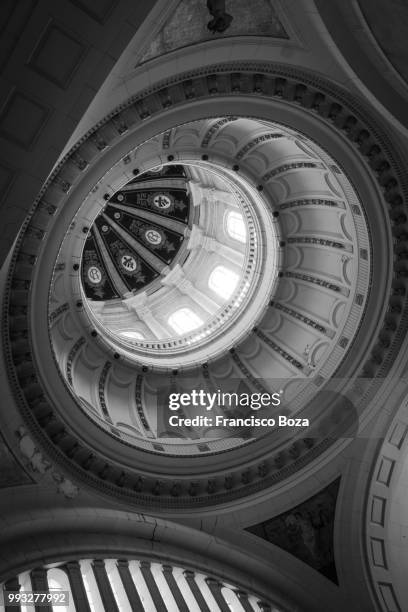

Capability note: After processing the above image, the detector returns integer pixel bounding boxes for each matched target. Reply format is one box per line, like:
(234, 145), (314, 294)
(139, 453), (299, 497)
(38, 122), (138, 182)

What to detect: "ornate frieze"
(66, 337), (85, 386)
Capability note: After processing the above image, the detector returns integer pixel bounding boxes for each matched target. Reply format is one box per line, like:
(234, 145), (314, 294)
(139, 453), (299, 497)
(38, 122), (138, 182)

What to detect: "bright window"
(168, 308), (203, 335)
(226, 211), (247, 243)
(209, 265), (239, 300)
(47, 569), (71, 612)
(120, 331), (144, 340)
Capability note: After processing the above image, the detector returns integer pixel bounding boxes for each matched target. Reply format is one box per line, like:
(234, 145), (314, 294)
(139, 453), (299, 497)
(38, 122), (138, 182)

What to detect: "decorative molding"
(273, 302), (331, 337)
(254, 328), (309, 373)
(98, 362), (113, 423)
(279, 198), (345, 210)
(201, 117), (238, 148)
(262, 162), (320, 182)
(287, 236), (350, 251)
(49, 302), (69, 324)
(235, 133), (283, 160)
(366, 404), (408, 612)
(66, 337), (86, 386)
(284, 271), (349, 296)
(135, 375), (150, 431)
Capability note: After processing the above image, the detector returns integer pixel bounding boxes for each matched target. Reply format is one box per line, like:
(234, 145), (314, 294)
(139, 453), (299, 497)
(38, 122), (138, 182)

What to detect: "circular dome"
(47, 115), (370, 457)
(5, 65), (405, 510)
(72, 159), (278, 368)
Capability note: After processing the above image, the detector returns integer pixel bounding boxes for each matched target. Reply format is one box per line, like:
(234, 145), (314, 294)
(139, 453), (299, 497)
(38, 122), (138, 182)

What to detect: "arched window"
(168, 308), (203, 334)
(47, 568), (73, 612)
(226, 211), (247, 243)
(208, 266), (239, 300)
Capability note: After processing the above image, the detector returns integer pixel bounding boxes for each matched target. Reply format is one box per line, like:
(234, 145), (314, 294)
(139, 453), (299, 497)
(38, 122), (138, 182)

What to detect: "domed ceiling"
(6, 63), (403, 509)
(43, 115), (371, 460)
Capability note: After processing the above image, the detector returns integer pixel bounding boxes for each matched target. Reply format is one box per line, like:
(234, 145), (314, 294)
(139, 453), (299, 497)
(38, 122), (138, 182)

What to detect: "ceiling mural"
(81, 167), (191, 301)
(104, 208), (184, 264)
(246, 478), (340, 583)
(110, 188), (190, 224)
(82, 232), (120, 301)
(137, 0), (288, 65)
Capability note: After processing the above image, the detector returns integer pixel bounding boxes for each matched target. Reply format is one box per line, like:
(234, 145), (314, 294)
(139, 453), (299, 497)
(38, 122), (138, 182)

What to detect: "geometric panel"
(388, 421), (408, 450)
(28, 21), (87, 89)
(0, 90), (50, 150)
(376, 457), (395, 487)
(371, 495), (386, 526)
(370, 537), (387, 568)
(69, 0), (118, 24)
(378, 582), (402, 612)
(246, 478), (340, 583)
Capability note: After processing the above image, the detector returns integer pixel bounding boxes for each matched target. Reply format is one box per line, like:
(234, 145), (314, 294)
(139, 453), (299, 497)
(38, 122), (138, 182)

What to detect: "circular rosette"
(151, 193), (172, 210)
(84, 263), (105, 286)
(117, 250), (139, 276)
(144, 227), (164, 246)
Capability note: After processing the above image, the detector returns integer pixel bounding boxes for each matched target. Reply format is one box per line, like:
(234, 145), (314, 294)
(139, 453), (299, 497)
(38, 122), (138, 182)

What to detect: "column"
(183, 571), (211, 612)
(162, 565), (189, 612)
(91, 560), (119, 612)
(139, 561), (168, 611)
(4, 576), (21, 612)
(30, 568), (52, 612)
(64, 561), (91, 612)
(116, 560), (144, 611)
(205, 578), (230, 612)
(235, 589), (255, 612)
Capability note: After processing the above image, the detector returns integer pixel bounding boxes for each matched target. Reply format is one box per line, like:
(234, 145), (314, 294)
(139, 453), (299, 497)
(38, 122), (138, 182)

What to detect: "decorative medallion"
(128, 219), (180, 260)
(153, 193), (172, 209)
(144, 228), (163, 245)
(81, 233), (118, 300)
(119, 252), (138, 275)
(86, 265), (103, 285)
